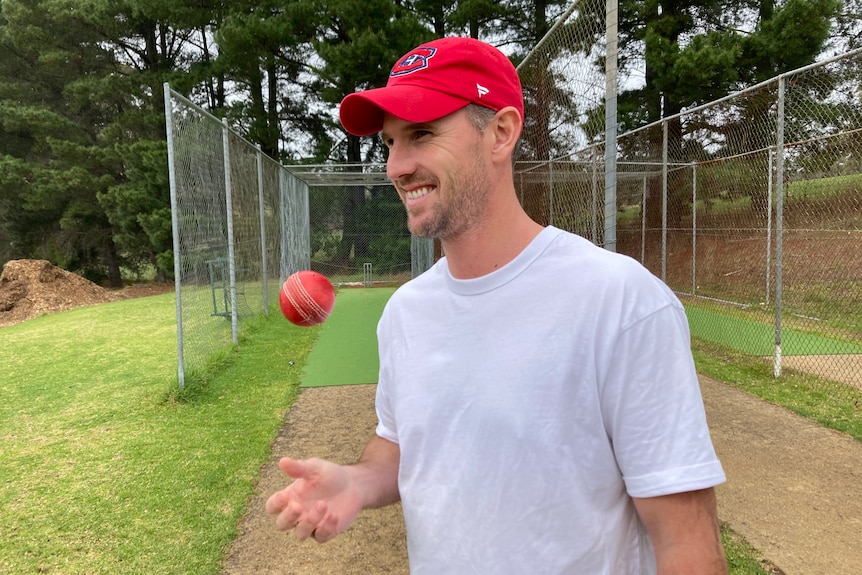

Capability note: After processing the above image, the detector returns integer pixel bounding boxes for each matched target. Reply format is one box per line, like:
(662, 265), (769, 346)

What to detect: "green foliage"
(742, 0), (840, 81)
(787, 173), (862, 201)
(0, 0), (176, 284)
(356, 190), (411, 270)
(618, 0), (841, 131)
(0, 0), (855, 287)
(98, 140), (173, 277)
(307, 186), (410, 272)
(666, 31), (741, 105)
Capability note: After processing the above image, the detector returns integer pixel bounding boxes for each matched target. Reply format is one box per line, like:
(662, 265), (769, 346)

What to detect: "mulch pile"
(0, 259), (120, 328)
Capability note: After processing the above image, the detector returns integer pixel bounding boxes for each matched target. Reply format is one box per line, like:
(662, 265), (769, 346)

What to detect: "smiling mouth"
(404, 186), (434, 201)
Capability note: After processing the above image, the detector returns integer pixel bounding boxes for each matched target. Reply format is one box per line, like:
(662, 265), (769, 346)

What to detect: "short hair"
(464, 104), (521, 168)
(464, 104), (498, 132)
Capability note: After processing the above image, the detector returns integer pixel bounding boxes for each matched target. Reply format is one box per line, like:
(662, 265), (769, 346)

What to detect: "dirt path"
(221, 385), (408, 575)
(702, 376), (862, 575)
(222, 378), (862, 575)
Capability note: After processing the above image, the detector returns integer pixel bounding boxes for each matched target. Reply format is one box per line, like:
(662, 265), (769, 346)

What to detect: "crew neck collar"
(443, 226), (561, 295)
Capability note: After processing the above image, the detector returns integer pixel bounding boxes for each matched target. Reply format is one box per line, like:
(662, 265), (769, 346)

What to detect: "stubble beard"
(407, 147), (490, 240)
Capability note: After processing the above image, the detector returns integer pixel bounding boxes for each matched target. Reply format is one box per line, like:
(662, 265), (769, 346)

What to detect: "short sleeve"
(601, 303), (726, 498)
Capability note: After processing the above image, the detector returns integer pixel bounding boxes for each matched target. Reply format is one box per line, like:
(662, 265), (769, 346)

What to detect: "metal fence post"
(640, 174), (647, 265)
(661, 120), (669, 282)
(691, 162), (697, 295)
(766, 148), (774, 307)
(222, 119), (239, 345)
(548, 155), (555, 227)
(256, 147), (269, 314)
(591, 148), (599, 243)
(774, 77), (786, 377)
(164, 83), (185, 389)
(604, 0), (618, 253)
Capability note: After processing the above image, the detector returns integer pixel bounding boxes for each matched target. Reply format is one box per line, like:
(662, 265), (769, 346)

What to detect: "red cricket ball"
(278, 270), (336, 327)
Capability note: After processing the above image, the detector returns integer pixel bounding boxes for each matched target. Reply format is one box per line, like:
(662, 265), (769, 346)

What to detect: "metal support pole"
(661, 121), (669, 282)
(164, 83), (185, 389)
(591, 149), (599, 244)
(604, 0), (619, 252)
(222, 119), (239, 345)
(641, 174), (647, 265)
(548, 156), (555, 227)
(766, 149), (774, 307)
(256, 148), (269, 315)
(279, 169), (289, 281)
(691, 163), (697, 295)
(774, 78), (786, 377)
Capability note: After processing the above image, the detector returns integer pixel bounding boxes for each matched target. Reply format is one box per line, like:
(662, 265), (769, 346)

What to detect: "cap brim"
(339, 84), (471, 137)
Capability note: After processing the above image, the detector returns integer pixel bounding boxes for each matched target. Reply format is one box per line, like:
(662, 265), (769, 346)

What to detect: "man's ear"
(488, 107), (522, 163)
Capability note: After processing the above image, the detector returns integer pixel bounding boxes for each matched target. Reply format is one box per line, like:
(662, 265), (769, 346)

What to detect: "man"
(266, 37), (728, 574)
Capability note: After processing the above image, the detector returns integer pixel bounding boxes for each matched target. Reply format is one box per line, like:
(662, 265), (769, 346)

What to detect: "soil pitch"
(223, 378), (861, 575)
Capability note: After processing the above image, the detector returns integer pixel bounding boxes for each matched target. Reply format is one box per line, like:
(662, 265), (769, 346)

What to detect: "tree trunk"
(104, 238), (123, 288)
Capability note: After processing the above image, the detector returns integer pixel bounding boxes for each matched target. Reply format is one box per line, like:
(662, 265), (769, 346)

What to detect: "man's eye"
(414, 130), (431, 139)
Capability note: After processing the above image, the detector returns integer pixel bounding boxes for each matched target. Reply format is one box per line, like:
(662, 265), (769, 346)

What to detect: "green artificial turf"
(300, 287), (396, 387)
(685, 305), (862, 356)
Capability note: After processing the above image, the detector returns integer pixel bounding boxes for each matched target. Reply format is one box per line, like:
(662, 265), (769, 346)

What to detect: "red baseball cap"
(339, 37), (524, 137)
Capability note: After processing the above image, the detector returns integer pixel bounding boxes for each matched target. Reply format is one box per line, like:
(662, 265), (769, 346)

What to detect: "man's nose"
(386, 141), (416, 182)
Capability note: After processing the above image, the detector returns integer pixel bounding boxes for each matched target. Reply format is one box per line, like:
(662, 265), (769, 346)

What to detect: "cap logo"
(477, 83), (489, 98)
(391, 47), (437, 77)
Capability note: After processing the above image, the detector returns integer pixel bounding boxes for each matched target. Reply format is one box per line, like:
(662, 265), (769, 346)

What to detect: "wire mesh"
(165, 88), (310, 387)
(304, 181), (415, 285)
(514, 3), (861, 399)
(165, 1), (862, 399)
(515, 0), (610, 246)
(613, 52), (862, 399)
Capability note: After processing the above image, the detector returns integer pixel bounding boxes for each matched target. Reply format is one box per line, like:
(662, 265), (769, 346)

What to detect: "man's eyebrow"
(381, 121), (439, 141)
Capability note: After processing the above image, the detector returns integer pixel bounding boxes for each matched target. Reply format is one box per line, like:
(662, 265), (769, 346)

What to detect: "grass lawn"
(0, 294), (318, 575)
(692, 338), (862, 441)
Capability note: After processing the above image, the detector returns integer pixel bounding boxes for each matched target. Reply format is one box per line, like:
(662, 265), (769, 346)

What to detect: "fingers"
(265, 487), (290, 516)
(278, 456), (309, 479)
(265, 457), (310, 516)
(266, 456), (348, 543)
(309, 514), (340, 543)
(265, 459), (330, 541)
(272, 499), (337, 543)
(293, 501), (326, 540)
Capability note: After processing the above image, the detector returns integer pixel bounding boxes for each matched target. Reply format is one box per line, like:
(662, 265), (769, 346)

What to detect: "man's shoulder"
(544, 227), (652, 278)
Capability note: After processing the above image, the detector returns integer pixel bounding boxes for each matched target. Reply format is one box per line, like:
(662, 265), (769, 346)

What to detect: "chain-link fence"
(166, 0), (861, 398)
(283, 164), (429, 286)
(165, 87), (310, 388)
(165, 93), (431, 388)
(516, 0), (616, 248)
(514, 0), (861, 397)
(611, 50), (862, 397)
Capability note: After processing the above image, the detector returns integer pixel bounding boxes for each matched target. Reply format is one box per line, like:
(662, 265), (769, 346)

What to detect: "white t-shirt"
(375, 226), (725, 574)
